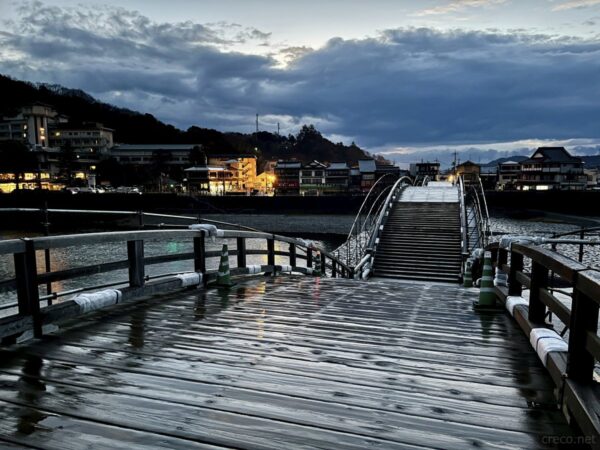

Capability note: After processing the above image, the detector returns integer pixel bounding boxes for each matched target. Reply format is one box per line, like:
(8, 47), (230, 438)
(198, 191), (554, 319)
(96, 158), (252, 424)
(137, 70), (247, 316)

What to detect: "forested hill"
(0, 74), (371, 164)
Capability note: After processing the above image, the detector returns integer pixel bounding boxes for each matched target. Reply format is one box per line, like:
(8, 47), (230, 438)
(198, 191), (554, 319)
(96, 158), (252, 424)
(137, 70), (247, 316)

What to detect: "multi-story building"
(49, 122), (114, 155)
(497, 161), (521, 190)
(349, 167), (362, 193)
(479, 166), (498, 190)
(300, 160), (327, 195)
(410, 162), (440, 182)
(456, 160), (481, 184)
(0, 103), (65, 148)
(109, 144), (199, 166)
(207, 154), (257, 193)
(585, 168), (600, 190)
(184, 166), (233, 195)
(358, 159), (377, 193)
(274, 160), (301, 195)
(375, 162), (402, 188)
(517, 147), (586, 191)
(325, 162), (350, 194)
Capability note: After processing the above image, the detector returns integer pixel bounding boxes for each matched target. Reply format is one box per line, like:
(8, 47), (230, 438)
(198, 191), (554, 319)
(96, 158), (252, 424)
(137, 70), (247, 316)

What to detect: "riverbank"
(3, 190), (600, 216)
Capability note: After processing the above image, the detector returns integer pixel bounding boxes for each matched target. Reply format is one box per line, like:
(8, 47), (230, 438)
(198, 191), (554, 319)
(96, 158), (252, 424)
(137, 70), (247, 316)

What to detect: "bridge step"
(375, 270), (460, 283)
(380, 242), (460, 248)
(373, 193), (463, 283)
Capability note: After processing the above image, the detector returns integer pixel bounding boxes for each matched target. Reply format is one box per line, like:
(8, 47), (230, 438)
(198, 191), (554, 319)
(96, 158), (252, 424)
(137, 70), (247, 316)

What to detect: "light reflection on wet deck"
(0, 276), (579, 449)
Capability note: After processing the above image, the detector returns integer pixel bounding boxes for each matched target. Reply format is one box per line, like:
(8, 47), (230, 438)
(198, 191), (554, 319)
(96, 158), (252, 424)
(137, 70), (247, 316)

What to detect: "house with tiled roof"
(517, 147), (586, 191)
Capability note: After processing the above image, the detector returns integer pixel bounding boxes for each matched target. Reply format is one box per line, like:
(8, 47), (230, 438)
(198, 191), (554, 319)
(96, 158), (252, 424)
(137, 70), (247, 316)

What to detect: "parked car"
(116, 186), (143, 194)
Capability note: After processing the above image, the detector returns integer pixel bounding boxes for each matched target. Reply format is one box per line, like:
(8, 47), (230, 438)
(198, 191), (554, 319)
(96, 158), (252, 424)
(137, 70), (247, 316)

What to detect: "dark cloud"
(1, 2), (600, 152)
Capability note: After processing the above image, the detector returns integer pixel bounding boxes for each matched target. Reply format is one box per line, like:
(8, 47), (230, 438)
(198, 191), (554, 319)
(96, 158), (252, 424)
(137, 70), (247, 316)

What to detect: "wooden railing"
(0, 229), (352, 343)
(487, 241), (600, 443)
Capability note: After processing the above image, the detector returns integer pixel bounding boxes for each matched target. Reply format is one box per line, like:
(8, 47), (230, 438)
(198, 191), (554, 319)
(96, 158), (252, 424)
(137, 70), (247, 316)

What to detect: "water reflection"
(216, 288), (230, 310)
(475, 309), (500, 340)
(128, 309), (147, 349)
(16, 355), (46, 435)
(194, 292), (208, 321)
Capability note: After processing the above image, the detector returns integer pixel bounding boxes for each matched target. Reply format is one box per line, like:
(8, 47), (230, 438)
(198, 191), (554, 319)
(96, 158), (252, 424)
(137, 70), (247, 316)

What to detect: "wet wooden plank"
(0, 364), (563, 449)
(63, 319), (547, 373)
(0, 276), (580, 449)
(0, 399), (226, 449)
(54, 322), (554, 390)
(0, 356), (567, 435)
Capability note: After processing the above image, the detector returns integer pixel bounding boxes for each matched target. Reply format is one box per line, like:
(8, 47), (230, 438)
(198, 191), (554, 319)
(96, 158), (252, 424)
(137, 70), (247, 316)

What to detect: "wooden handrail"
(485, 240), (600, 444)
(0, 239), (25, 255)
(0, 228), (353, 343)
(486, 241), (600, 382)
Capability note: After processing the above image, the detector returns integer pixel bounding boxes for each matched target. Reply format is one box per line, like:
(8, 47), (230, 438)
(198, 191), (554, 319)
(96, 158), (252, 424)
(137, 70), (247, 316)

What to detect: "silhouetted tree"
(58, 141), (78, 186)
(96, 157), (125, 186)
(151, 150), (172, 192)
(189, 145), (207, 166)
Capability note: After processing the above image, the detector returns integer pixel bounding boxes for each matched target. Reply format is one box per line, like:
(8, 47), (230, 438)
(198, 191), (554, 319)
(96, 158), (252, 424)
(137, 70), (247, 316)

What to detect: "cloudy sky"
(1, 0), (599, 164)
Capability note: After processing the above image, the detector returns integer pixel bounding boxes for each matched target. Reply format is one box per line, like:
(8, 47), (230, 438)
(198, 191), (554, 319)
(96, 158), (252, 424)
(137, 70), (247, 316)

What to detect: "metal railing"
(0, 207), (260, 232)
(353, 176), (412, 278)
(459, 175), (490, 254)
(334, 175), (412, 269)
(551, 226), (600, 267)
(458, 176), (469, 259)
(0, 228), (353, 343)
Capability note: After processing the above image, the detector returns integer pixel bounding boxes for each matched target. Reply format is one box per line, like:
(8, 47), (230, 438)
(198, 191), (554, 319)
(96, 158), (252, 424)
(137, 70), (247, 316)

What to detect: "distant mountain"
(482, 156), (527, 166)
(483, 154), (600, 169)
(582, 155), (600, 168)
(0, 74), (371, 165)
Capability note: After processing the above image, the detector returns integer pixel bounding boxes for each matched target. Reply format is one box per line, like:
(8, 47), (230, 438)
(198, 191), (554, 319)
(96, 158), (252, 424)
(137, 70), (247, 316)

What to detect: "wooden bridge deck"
(0, 276), (579, 449)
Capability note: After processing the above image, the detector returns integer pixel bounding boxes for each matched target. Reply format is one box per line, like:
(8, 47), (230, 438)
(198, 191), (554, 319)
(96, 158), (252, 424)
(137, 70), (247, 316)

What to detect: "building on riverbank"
(497, 161), (521, 190)
(300, 160), (327, 195)
(410, 161), (440, 182)
(325, 162), (350, 194)
(456, 160), (480, 184)
(0, 103), (66, 147)
(517, 147), (586, 191)
(49, 122), (114, 156)
(274, 160), (302, 195)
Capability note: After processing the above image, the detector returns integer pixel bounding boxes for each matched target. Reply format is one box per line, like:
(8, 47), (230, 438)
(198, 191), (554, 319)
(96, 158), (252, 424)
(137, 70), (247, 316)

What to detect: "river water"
(0, 212), (598, 317)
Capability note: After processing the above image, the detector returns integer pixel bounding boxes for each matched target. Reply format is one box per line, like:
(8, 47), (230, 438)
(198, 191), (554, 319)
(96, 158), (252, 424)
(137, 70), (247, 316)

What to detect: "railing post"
(14, 239), (42, 337)
(127, 240), (145, 287)
(194, 231), (206, 283)
(237, 237), (247, 268)
(568, 283), (599, 382)
(579, 227), (584, 263)
(497, 248), (508, 271)
(331, 260), (337, 278)
(289, 243), (296, 267)
(321, 252), (327, 277)
(529, 261), (548, 324)
(508, 251), (523, 296)
(307, 248), (313, 268)
(42, 201), (52, 303)
(267, 238), (275, 266)
(490, 247), (498, 267)
(138, 210), (145, 229)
